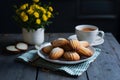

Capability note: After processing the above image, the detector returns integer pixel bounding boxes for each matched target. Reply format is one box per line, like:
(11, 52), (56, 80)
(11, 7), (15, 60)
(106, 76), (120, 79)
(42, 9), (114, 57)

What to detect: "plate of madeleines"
(37, 38), (95, 64)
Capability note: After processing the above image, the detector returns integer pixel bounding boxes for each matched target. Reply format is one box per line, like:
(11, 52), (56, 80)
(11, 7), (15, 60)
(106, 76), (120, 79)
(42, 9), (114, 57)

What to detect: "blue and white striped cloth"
(16, 48), (101, 76)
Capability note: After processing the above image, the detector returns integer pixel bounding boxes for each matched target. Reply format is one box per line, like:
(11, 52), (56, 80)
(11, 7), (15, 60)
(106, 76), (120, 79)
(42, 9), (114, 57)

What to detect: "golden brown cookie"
(62, 44), (72, 51)
(49, 47), (64, 59)
(63, 51), (80, 61)
(51, 38), (69, 48)
(79, 41), (90, 48)
(69, 39), (81, 50)
(41, 45), (53, 54)
(76, 46), (93, 57)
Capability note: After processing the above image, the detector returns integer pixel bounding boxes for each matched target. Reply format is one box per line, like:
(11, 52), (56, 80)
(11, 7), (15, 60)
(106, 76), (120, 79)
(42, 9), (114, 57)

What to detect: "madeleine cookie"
(63, 51), (80, 61)
(49, 47), (64, 59)
(42, 45), (53, 54)
(69, 39), (81, 50)
(79, 41), (90, 47)
(51, 38), (69, 47)
(76, 46), (93, 57)
(62, 44), (72, 51)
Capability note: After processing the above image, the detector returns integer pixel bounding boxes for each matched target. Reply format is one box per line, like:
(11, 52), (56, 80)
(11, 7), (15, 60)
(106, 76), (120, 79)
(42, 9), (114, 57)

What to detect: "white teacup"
(75, 25), (104, 44)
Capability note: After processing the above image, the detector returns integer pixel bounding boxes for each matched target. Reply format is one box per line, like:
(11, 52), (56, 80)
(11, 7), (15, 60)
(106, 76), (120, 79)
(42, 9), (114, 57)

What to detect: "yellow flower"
(20, 12), (26, 17)
(36, 19), (41, 24)
(47, 11), (52, 18)
(20, 12), (28, 22)
(27, 9), (34, 15)
(14, 0), (55, 30)
(39, 7), (46, 13)
(33, 0), (39, 3)
(33, 12), (39, 18)
(42, 14), (48, 21)
(49, 6), (53, 12)
(30, 4), (35, 10)
(24, 3), (29, 7)
(35, 4), (41, 9)
(20, 3), (28, 10)
(21, 15), (28, 22)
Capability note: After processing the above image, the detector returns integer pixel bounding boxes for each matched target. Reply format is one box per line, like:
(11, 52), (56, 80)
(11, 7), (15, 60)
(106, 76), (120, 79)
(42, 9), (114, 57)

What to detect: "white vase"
(22, 28), (44, 46)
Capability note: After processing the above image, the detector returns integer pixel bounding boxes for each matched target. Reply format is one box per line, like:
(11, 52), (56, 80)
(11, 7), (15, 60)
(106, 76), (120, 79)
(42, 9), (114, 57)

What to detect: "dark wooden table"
(0, 33), (120, 80)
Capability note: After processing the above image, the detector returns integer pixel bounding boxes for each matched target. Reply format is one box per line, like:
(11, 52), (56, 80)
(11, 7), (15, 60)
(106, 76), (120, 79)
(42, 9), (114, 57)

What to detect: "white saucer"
(68, 34), (104, 46)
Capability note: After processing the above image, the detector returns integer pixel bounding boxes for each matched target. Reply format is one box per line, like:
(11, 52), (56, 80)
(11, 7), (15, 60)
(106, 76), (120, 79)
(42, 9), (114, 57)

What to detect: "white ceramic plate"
(68, 34), (104, 46)
(37, 42), (95, 64)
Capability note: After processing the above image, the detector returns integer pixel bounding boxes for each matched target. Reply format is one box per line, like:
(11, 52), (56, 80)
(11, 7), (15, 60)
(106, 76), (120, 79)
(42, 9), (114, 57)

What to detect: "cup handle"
(98, 31), (104, 39)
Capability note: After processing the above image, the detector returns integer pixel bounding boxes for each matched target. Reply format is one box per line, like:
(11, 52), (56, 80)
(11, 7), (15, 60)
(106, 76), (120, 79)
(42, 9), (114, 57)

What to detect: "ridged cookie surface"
(69, 39), (81, 50)
(76, 46), (93, 57)
(42, 45), (53, 54)
(63, 51), (80, 61)
(49, 47), (64, 59)
(51, 38), (69, 47)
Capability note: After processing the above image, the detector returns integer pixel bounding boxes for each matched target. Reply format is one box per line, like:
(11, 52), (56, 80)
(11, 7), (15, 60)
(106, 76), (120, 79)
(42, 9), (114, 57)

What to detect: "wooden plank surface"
(86, 33), (120, 80)
(0, 34), (37, 80)
(106, 33), (120, 63)
(0, 33), (120, 80)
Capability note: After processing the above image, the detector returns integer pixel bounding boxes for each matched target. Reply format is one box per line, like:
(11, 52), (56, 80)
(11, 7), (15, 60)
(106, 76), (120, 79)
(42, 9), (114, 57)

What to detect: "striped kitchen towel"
(16, 48), (101, 76)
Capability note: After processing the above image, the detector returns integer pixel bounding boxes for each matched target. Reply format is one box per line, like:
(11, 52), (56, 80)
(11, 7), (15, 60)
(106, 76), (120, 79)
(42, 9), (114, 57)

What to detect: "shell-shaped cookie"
(69, 39), (81, 50)
(49, 47), (64, 59)
(76, 46), (93, 57)
(41, 45), (53, 54)
(79, 41), (90, 47)
(62, 44), (72, 51)
(51, 38), (69, 47)
(63, 51), (80, 61)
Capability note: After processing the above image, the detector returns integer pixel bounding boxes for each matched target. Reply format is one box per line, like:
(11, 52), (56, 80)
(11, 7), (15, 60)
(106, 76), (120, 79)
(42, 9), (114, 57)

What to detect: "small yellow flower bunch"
(14, 0), (55, 31)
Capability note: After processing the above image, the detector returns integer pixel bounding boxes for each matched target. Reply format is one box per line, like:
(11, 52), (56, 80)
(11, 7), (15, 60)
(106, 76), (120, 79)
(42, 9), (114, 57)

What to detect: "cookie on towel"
(76, 46), (93, 57)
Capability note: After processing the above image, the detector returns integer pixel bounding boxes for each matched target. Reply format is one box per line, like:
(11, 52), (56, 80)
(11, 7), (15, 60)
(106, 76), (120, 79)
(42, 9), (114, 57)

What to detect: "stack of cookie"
(41, 38), (93, 61)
